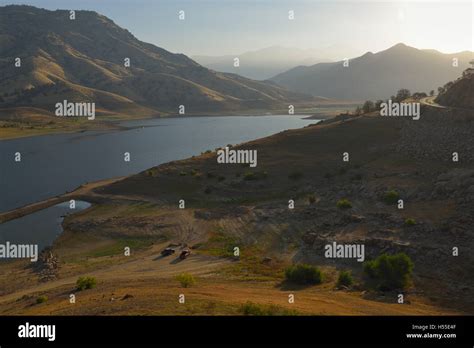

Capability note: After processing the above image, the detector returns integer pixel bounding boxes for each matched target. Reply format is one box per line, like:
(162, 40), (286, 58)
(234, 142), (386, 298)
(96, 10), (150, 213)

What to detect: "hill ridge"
(0, 5), (306, 116)
(271, 43), (473, 100)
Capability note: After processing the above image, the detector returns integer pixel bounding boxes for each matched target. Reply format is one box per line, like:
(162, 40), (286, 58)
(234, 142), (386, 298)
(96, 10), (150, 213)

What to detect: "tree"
(362, 100), (375, 114)
(374, 100), (384, 110)
(438, 87), (445, 95)
(429, 90), (434, 96)
(395, 89), (411, 102)
(412, 92), (427, 99)
(444, 81), (454, 90)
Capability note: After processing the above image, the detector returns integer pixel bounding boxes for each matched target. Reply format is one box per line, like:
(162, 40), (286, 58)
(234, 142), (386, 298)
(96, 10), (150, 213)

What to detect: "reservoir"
(0, 115), (315, 212)
(0, 200), (91, 253)
(0, 115), (315, 250)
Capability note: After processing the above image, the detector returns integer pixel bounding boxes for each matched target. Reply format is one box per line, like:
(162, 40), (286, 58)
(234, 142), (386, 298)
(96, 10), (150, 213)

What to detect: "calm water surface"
(0, 201), (91, 252)
(0, 115), (315, 212)
(0, 115), (316, 249)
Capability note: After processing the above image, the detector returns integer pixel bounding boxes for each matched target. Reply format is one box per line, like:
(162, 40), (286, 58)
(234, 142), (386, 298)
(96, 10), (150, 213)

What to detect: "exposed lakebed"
(0, 115), (316, 249)
(0, 201), (91, 252)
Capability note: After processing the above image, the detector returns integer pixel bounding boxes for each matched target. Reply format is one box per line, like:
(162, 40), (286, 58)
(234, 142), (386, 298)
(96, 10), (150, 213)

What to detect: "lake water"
(0, 115), (315, 251)
(0, 201), (91, 253)
(0, 115), (315, 212)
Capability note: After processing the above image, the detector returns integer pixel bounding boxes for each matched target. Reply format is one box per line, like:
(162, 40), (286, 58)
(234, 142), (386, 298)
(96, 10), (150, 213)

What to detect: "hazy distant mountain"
(0, 5), (307, 115)
(193, 46), (331, 80)
(271, 43), (473, 100)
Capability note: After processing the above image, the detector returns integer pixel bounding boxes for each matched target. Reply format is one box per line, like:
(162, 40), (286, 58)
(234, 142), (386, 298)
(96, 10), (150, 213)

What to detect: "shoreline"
(0, 107), (341, 141)
(1, 108), (473, 315)
(0, 112), (324, 222)
(0, 176), (126, 224)
(0, 113), (329, 222)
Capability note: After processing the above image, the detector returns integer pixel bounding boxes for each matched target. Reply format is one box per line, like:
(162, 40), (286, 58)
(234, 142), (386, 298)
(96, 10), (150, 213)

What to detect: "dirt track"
(0, 243), (230, 305)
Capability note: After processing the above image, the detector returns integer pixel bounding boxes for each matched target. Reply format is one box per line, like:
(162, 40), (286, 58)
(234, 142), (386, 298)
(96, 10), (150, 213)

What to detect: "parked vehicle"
(161, 248), (175, 257)
(179, 249), (191, 260)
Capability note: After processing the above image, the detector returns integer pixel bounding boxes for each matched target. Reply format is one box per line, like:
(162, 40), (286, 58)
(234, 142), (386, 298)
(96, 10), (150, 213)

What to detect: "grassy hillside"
(436, 71), (474, 109)
(2, 99), (470, 315)
(91, 100), (473, 313)
(0, 5), (307, 116)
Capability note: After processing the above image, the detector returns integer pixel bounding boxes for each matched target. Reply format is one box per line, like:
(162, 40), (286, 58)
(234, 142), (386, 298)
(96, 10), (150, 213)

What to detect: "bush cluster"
(285, 264), (322, 285)
(363, 253), (414, 290)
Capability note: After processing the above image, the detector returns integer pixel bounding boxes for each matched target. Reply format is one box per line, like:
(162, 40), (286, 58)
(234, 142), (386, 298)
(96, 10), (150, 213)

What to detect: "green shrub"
(336, 198), (352, 209)
(363, 253), (414, 291)
(239, 301), (298, 316)
(243, 171), (257, 181)
(383, 190), (400, 204)
(404, 218), (416, 226)
(176, 273), (196, 288)
(363, 260), (377, 278)
(288, 171), (303, 180)
(240, 302), (265, 315)
(244, 171), (268, 180)
(308, 194), (316, 204)
(336, 270), (354, 288)
(243, 171), (267, 181)
(76, 276), (97, 291)
(285, 264), (322, 285)
(179, 171), (187, 176)
(36, 295), (48, 304)
(201, 230), (239, 257)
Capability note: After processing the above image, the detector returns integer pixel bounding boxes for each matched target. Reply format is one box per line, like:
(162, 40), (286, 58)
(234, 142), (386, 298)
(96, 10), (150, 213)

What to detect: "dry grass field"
(1, 104), (472, 315)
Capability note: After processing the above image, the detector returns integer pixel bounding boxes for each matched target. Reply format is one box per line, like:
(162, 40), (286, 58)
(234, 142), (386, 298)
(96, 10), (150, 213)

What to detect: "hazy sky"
(1, 0), (472, 58)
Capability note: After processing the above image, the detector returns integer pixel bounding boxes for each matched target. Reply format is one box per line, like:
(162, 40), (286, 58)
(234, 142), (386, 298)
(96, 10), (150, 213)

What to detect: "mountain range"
(271, 43), (473, 100)
(1, 5), (471, 115)
(192, 46), (331, 80)
(0, 5), (306, 116)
